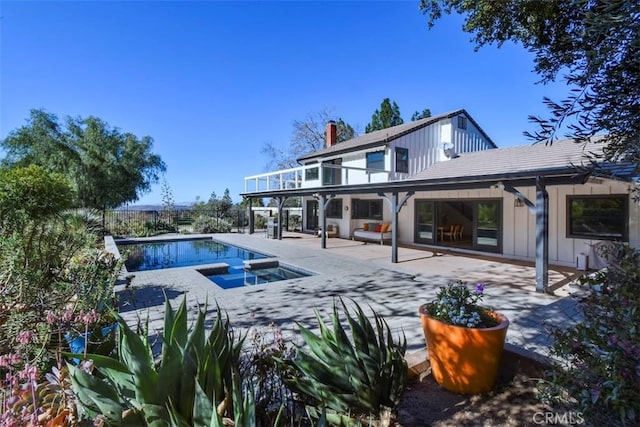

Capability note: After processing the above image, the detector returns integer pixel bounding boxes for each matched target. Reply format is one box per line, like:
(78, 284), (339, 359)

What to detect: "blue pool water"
(118, 238), (268, 272)
(205, 264), (311, 289)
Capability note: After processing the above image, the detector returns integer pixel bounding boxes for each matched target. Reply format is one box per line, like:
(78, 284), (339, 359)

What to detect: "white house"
(242, 109), (639, 291)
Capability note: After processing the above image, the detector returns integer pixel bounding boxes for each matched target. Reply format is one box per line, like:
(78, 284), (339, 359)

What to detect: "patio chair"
(441, 224), (458, 241)
(455, 225), (464, 240)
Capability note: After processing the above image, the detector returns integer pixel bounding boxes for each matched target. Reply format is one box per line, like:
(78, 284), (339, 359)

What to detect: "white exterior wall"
(498, 180), (637, 267)
(355, 179), (638, 268)
(389, 115), (494, 181)
(452, 117), (493, 154)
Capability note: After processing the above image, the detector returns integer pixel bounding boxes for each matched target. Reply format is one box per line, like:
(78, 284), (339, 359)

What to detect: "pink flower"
(61, 309), (75, 323)
(0, 354), (10, 368)
(77, 309), (100, 325)
(18, 364), (38, 382)
(45, 310), (58, 325)
(16, 330), (33, 345)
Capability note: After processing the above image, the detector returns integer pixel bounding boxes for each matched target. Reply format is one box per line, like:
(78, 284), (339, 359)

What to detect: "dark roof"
(296, 109), (497, 162)
(409, 137), (636, 182)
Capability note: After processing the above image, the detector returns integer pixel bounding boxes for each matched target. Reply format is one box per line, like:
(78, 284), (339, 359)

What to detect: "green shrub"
(193, 215), (232, 233)
(0, 204), (121, 368)
(0, 165), (73, 231)
(279, 299), (407, 425)
(254, 215), (267, 229)
(547, 243), (640, 424)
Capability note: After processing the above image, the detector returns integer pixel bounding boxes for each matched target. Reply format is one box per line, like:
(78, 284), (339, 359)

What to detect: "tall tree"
(262, 108), (357, 171)
(420, 0), (640, 165)
(411, 109), (432, 121)
(365, 98), (404, 133)
(220, 188), (233, 217)
(1, 109), (166, 210)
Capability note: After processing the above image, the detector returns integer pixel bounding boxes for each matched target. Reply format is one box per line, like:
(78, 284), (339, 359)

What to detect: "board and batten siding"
(390, 116), (494, 180)
(500, 180), (638, 267)
(394, 179), (638, 268)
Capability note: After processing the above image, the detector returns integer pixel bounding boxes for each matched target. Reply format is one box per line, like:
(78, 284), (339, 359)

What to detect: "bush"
(0, 168), (122, 424)
(192, 215), (232, 233)
(0, 165), (73, 231)
(547, 243), (640, 424)
(254, 215), (267, 229)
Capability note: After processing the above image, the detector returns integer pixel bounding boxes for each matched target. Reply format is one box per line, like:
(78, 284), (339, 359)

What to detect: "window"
(351, 199), (383, 220)
(457, 116), (467, 130)
(366, 151), (385, 171)
(567, 195), (628, 240)
(305, 166), (318, 180)
(395, 147), (409, 173)
(322, 158), (342, 185)
(326, 199), (343, 218)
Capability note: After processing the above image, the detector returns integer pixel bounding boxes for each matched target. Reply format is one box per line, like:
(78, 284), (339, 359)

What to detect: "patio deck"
(112, 232), (584, 357)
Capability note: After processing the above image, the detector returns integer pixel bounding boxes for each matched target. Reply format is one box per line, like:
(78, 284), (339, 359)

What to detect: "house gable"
(297, 109), (497, 163)
(297, 109), (497, 184)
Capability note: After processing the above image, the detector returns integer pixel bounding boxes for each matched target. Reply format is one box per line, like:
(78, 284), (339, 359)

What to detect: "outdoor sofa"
(352, 222), (392, 245)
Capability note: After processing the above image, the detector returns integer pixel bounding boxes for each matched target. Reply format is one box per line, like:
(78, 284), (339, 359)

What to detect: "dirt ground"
(395, 350), (572, 427)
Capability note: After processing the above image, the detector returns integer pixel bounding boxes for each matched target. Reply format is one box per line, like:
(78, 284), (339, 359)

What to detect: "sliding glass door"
(475, 201), (501, 251)
(414, 199), (502, 253)
(415, 200), (435, 244)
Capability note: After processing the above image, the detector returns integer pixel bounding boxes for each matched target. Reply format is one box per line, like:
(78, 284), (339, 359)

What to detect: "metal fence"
(104, 208), (248, 237)
(103, 207), (302, 237)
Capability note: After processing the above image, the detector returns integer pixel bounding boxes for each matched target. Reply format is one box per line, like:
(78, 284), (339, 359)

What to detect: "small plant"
(426, 280), (499, 328)
(239, 321), (299, 425)
(279, 299), (407, 426)
(545, 243), (640, 425)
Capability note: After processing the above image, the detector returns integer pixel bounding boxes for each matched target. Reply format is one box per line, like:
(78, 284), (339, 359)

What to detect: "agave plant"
(67, 297), (252, 426)
(280, 299), (407, 425)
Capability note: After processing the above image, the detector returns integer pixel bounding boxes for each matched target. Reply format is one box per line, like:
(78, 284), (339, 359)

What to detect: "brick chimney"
(326, 120), (337, 148)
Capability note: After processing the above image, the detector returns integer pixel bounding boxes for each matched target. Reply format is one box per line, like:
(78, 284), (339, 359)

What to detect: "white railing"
(244, 163), (391, 193)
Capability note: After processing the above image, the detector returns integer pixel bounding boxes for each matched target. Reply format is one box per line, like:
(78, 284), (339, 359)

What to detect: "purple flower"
(475, 283), (485, 295)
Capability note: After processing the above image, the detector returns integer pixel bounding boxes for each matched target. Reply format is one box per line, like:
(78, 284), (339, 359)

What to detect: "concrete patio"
(111, 231), (585, 357)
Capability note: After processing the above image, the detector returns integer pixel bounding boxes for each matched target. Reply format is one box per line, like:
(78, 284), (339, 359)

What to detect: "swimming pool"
(118, 238), (269, 272)
(201, 263), (312, 289)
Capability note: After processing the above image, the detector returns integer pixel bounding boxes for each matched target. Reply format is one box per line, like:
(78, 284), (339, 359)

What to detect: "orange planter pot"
(419, 304), (509, 395)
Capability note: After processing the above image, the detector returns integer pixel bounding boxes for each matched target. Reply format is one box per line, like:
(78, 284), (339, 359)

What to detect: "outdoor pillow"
(373, 224), (382, 233)
(381, 223), (390, 232)
(363, 223), (369, 231)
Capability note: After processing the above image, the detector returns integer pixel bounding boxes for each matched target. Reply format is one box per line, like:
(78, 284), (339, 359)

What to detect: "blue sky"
(1, 1), (569, 205)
